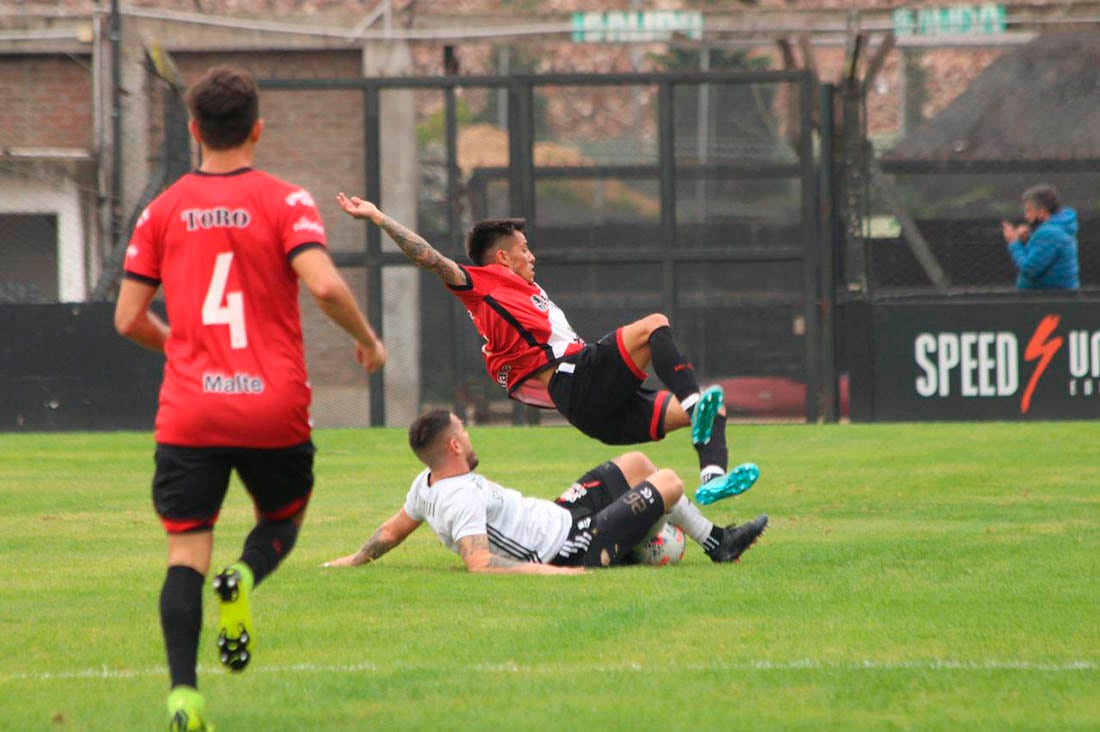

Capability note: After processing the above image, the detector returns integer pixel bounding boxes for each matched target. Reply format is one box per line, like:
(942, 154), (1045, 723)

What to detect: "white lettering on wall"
(914, 331), (1018, 397)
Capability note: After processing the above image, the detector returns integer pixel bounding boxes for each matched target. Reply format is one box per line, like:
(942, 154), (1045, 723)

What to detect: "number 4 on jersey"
(202, 252), (248, 349)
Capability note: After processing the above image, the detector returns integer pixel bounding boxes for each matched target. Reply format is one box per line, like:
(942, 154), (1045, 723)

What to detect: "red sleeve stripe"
(616, 327), (648, 381)
(649, 389), (672, 441)
(160, 515), (217, 534)
(259, 490), (313, 522)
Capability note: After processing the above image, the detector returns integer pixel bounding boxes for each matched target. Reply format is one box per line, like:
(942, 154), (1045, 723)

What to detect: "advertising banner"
(851, 297), (1099, 421)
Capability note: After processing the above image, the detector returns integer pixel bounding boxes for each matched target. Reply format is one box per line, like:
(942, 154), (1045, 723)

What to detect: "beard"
(466, 450), (479, 471)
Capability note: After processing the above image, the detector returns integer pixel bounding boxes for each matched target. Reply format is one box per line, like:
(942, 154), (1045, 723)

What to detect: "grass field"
(1, 422), (1098, 731)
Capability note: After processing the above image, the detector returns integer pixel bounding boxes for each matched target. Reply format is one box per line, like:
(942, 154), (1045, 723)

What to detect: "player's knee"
(649, 468), (684, 506)
(615, 451), (656, 481)
(639, 313), (670, 337)
(624, 313), (670, 342)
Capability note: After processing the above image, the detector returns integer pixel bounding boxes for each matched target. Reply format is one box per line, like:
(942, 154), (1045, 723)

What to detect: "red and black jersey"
(448, 263), (585, 407)
(124, 168), (326, 447)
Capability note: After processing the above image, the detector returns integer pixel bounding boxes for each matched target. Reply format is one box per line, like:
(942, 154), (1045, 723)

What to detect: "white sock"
(700, 465), (725, 485)
(680, 392), (701, 413)
(668, 495), (714, 546)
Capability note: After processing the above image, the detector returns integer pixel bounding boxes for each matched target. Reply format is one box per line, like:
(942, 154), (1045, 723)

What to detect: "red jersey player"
(335, 196), (760, 508)
(116, 68), (384, 732)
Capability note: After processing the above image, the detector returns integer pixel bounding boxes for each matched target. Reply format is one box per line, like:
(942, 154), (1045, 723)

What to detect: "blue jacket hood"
(1045, 207), (1077, 237)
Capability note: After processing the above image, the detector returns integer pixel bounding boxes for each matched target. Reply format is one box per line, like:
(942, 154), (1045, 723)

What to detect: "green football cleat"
(695, 462), (760, 505)
(212, 563), (254, 673)
(167, 686), (212, 731)
(690, 385), (725, 446)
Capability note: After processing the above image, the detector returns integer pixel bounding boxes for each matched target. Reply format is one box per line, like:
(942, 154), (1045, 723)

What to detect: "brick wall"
(0, 55), (92, 149)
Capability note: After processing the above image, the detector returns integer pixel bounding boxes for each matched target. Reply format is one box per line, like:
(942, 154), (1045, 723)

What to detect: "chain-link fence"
(847, 32), (1100, 297)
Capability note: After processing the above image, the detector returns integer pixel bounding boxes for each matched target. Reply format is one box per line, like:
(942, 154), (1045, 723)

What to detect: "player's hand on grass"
(337, 192), (381, 223)
(321, 553), (360, 568)
(356, 340), (387, 373)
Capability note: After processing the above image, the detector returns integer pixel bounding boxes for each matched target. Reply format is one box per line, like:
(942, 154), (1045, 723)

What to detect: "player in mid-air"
(115, 67), (386, 732)
(336, 195), (758, 506)
(323, 410), (768, 572)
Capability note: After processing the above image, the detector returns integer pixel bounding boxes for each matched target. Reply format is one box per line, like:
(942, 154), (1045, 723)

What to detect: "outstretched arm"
(323, 509), (422, 568)
(336, 193), (466, 287)
(456, 534), (585, 575)
(292, 247), (386, 373)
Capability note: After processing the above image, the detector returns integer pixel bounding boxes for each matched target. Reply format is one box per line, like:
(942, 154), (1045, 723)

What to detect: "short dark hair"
(186, 67), (259, 151)
(408, 409), (455, 462)
(1022, 184), (1061, 214)
(465, 218), (526, 265)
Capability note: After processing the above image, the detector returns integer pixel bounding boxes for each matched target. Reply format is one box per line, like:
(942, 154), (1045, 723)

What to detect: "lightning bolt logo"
(1020, 314), (1063, 414)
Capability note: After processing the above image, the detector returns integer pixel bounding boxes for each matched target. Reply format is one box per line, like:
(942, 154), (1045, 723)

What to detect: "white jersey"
(403, 468), (572, 563)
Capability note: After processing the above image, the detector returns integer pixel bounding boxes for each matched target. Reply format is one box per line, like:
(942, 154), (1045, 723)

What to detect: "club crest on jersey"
(558, 479), (599, 504)
(496, 364), (511, 387)
(530, 293), (550, 312)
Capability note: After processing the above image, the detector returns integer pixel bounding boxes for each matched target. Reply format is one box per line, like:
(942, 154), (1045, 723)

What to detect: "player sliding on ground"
(323, 410), (768, 571)
(337, 195), (757, 505)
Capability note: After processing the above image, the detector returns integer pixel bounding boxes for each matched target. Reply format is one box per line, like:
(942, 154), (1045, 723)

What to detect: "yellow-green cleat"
(212, 563), (254, 672)
(167, 686), (212, 731)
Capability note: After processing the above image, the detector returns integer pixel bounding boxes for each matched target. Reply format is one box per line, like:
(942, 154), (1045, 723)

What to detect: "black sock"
(695, 413), (729, 475)
(649, 325), (700, 410)
(238, 519), (300, 588)
(160, 565), (205, 689)
(703, 524), (726, 555)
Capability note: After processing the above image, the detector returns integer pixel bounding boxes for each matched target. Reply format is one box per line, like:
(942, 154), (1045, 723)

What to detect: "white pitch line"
(1, 659), (1096, 683)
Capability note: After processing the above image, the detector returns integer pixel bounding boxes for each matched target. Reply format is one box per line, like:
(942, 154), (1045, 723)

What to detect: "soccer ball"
(632, 519), (686, 566)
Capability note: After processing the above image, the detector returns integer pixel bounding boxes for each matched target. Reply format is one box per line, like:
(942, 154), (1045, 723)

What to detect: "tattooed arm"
(322, 509), (422, 568)
(456, 534), (585, 575)
(336, 193), (466, 286)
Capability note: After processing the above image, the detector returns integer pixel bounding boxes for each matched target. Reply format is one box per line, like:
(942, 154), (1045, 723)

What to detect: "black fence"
(0, 303), (163, 430)
(263, 70), (824, 425)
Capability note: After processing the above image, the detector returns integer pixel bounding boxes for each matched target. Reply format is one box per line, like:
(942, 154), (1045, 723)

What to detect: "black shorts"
(152, 441), (315, 534)
(550, 460), (666, 568)
(548, 328), (673, 445)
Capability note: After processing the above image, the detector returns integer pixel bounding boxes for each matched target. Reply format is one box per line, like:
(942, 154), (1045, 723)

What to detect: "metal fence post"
(657, 81), (677, 323)
(819, 82), (840, 423)
(444, 81), (466, 420)
(800, 72), (821, 422)
(507, 79), (538, 425)
(364, 83), (385, 426)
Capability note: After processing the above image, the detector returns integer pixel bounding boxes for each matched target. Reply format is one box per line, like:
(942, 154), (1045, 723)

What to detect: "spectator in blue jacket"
(1001, 184), (1079, 290)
